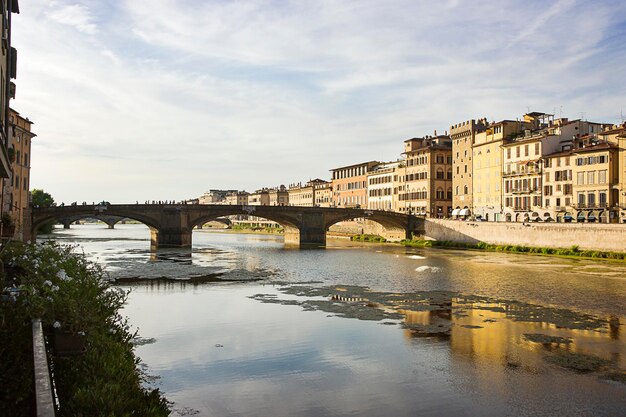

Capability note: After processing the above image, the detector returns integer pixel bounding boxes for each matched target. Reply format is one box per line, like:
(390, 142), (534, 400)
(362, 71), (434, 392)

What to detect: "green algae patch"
(546, 352), (610, 373)
(523, 333), (572, 345)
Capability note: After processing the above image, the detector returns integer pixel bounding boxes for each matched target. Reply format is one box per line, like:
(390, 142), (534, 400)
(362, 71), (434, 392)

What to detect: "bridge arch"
(324, 210), (413, 242)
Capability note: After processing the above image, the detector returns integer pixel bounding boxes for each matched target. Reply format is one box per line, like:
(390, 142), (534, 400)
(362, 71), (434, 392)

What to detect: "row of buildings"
(0, 2), (37, 240)
(200, 111), (626, 224)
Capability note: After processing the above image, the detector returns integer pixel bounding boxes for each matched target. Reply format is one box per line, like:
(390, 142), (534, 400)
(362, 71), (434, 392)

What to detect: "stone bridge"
(31, 204), (424, 249)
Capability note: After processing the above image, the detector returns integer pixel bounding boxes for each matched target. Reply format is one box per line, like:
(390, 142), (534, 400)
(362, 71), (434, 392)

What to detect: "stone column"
(151, 208), (193, 249)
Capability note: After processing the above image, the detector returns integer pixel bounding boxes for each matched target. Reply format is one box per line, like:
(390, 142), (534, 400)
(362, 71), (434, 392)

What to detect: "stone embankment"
(422, 219), (626, 253)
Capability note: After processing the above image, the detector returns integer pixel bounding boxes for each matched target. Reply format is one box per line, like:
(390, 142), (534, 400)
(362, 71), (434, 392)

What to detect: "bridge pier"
(61, 220), (72, 229)
(150, 228), (192, 249)
(284, 212), (327, 248)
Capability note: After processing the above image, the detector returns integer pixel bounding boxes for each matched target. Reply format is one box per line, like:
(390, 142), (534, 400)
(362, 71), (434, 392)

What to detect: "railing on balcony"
(502, 169), (540, 177)
(572, 203), (610, 209)
(508, 188), (539, 194)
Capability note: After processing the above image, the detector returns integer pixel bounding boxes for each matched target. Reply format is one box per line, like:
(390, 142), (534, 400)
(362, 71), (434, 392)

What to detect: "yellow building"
(598, 123), (626, 222)
(398, 135), (452, 217)
(571, 142), (620, 223)
(473, 120), (527, 221)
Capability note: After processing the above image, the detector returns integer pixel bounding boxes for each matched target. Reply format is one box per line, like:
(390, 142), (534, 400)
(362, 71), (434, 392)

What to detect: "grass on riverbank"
(0, 242), (169, 416)
(230, 223), (284, 234)
(401, 239), (626, 260)
(350, 234), (387, 243)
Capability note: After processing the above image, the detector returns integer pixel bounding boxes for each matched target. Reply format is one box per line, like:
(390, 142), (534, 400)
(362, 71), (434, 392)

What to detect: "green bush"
(0, 242), (169, 416)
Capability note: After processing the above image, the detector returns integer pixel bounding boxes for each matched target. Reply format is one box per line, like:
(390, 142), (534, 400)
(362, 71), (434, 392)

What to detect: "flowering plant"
(1, 242), (128, 336)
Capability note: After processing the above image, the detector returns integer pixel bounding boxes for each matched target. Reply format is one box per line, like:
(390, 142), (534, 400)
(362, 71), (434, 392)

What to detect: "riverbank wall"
(420, 219), (626, 253)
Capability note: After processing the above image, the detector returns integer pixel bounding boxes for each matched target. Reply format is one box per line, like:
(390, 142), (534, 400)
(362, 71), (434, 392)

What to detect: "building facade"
(366, 161), (401, 211)
(268, 185), (289, 206)
(223, 191), (248, 205)
(398, 135), (452, 217)
(248, 189), (270, 206)
(599, 123), (626, 222)
(331, 161), (379, 208)
(313, 180), (332, 207)
(450, 118), (486, 216)
(0, 1), (20, 235)
(3, 108), (33, 239)
(571, 142), (620, 223)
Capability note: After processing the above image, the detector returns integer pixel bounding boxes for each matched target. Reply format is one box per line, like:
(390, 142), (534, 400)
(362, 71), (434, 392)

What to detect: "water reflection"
(45, 224), (626, 416)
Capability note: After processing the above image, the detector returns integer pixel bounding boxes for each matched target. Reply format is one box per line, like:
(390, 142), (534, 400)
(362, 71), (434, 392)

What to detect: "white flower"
(57, 270), (69, 281)
(43, 280), (52, 287)
(53, 321), (62, 329)
(46, 296), (53, 302)
(51, 285), (60, 292)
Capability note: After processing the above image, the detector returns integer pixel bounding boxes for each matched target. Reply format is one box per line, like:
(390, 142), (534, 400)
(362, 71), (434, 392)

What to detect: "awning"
(451, 208), (461, 216)
(459, 208), (470, 216)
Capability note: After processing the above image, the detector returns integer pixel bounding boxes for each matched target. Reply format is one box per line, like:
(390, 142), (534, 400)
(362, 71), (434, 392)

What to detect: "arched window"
(455, 186), (459, 195)
(447, 188), (452, 199)
(447, 169), (452, 180)
(436, 188), (444, 199)
(436, 168), (444, 179)
(463, 185), (468, 194)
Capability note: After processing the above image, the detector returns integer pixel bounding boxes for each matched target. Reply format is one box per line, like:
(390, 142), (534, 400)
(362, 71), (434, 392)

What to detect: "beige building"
(3, 108), (34, 239)
(541, 149), (574, 222)
(366, 161), (401, 211)
(501, 116), (606, 222)
(398, 134), (452, 217)
(223, 191), (248, 205)
(598, 123), (626, 222)
(331, 161), (379, 208)
(268, 185), (288, 206)
(288, 179), (329, 207)
(288, 182), (314, 207)
(450, 118), (486, 217)
(199, 189), (238, 204)
(248, 189), (270, 206)
(313, 180), (332, 207)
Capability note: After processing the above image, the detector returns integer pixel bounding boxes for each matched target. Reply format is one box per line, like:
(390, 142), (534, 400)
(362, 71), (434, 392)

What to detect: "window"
(524, 144), (529, 157)
(464, 185), (468, 194)
(578, 192), (585, 206)
(516, 146), (520, 157)
(588, 192), (596, 207)
(535, 143), (540, 155)
(598, 170), (607, 184)
(507, 148), (511, 159)
(587, 171), (595, 185)
(577, 172), (585, 185)
(599, 192), (607, 206)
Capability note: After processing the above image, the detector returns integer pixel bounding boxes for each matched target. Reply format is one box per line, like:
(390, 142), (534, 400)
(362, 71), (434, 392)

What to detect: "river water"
(44, 224), (626, 416)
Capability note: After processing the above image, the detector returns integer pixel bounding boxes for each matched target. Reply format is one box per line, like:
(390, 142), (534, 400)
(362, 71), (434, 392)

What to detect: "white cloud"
(47, 2), (98, 34)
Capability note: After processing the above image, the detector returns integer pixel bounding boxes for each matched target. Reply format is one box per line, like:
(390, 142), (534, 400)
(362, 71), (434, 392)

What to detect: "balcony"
(572, 203), (610, 209)
(509, 188), (538, 195)
(502, 169), (540, 177)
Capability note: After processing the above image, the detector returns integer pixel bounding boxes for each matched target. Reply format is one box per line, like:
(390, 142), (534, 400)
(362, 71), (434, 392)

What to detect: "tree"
(31, 189), (54, 208)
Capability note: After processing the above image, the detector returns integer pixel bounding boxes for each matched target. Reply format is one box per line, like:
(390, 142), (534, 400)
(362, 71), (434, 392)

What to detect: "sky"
(12, 0), (626, 204)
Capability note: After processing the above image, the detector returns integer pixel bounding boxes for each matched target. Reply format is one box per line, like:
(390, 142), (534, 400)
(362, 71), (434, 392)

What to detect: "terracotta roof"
(572, 142), (618, 154)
